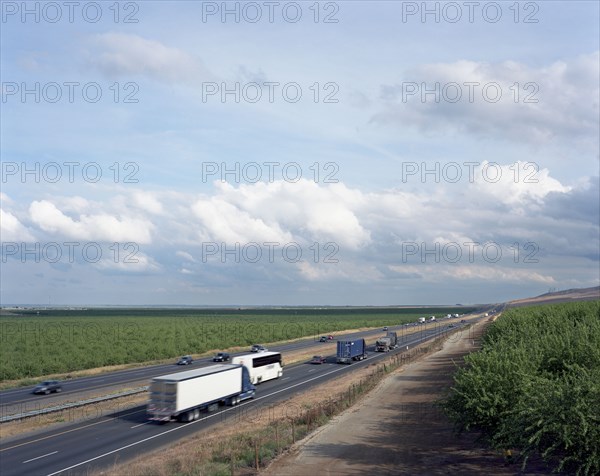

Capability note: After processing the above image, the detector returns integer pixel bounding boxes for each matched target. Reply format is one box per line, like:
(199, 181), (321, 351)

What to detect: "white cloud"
(373, 53), (600, 146)
(28, 200), (154, 244)
(470, 161), (570, 206)
(94, 252), (160, 273)
(0, 208), (36, 241)
(131, 191), (164, 215)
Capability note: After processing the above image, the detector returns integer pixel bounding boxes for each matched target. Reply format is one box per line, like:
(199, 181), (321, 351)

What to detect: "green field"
(0, 306), (474, 381)
(445, 300), (600, 475)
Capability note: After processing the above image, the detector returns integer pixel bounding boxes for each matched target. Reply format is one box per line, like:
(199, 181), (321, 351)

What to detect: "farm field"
(0, 306), (474, 381)
(445, 300), (600, 475)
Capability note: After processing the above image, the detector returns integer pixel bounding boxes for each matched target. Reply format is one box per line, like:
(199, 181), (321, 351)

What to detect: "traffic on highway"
(0, 313), (488, 476)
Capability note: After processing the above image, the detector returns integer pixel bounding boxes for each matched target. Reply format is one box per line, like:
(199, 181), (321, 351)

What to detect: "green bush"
(444, 301), (600, 475)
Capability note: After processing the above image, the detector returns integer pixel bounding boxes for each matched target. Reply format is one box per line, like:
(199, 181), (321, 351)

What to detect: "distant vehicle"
(418, 317), (426, 323)
(213, 352), (230, 362)
(33, 380), (62, 395)
(328, 335), (334, 340)
(448, 324), (456, 328)
(383, 326), (388, 331)
(232, 352), (283, 384)
(337, 339), (367, 364)
(319, 336), (328, 342)
(147, 364), (255, 422)
(429, 316), (436, 322)
(311, 355), (327, 364)
(177, 355), (193, 365)
(461, 319), (467, 323)
(250, 344), (267, 353)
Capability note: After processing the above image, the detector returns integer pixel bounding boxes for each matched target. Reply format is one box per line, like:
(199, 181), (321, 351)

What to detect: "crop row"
(0, 307), (471, 380)
(444, 300), (600, 475)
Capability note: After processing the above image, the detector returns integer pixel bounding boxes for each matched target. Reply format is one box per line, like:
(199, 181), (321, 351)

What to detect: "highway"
(0, 318), (481, 476)
(0, 325), (405, 408)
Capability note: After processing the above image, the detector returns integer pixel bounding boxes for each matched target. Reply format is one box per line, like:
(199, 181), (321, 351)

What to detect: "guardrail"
(1, 386), (148, 423)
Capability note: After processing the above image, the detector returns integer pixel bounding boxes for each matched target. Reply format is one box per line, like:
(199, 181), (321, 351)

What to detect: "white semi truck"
(147, 364), (255, 422)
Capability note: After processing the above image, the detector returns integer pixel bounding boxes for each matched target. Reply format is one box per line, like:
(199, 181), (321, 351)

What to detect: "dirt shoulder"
(263, 319), (550, 476)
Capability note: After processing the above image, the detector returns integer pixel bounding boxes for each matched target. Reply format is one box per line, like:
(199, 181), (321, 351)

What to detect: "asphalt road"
(0, 320), (472, 409)
(0, 320), (478, 476)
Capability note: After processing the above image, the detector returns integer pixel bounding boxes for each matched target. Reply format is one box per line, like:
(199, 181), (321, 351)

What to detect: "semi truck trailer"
(386, 331), (398, 348)
(375, 336), (392, 352)
(147, 364), (255, 422)
(376, 331), (398, 352)
(337, 339), (367, 364)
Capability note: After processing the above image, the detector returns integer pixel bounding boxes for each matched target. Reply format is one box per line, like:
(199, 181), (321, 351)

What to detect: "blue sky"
(1, 1), (599, 305)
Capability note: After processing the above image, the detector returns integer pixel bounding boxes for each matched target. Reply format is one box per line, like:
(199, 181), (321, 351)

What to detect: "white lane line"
(281, 377), (290, 380)
(23, 451), (58, 464)
(47, 331), (448, 476)
(46, 365), (358, 476)
(130, 422), (149, 429)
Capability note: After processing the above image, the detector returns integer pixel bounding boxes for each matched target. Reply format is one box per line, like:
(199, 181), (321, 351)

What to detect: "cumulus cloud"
(0, 208), (36, 241)
(202, 180), (372, 249)
(28, 200), (154, 244)
(373, 53), (600, 146)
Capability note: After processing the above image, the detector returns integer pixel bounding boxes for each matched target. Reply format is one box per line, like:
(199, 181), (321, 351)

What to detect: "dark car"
(383, 326), (388, 331)
(33, 380), (62, 395)
(319, 336), (328, 342)
(311, 355), (327, 364)
(460, 319), (467, 324)
(213, 352), (230, 362)
(177, 355), (193, 365)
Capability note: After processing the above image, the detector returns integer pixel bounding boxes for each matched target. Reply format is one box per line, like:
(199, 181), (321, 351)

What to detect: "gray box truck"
(337, 339), (367, 364)
(147, 364), (255, 422)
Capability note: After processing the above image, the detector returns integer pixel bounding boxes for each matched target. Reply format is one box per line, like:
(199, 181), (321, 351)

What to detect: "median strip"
(0, 386), (148, 423)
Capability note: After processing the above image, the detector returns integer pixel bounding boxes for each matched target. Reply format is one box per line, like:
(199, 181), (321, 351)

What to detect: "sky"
(1, 0), (599, 306)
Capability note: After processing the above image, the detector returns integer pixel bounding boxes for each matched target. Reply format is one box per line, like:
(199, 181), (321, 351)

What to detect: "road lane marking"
(23, 451), (58, 464)
(6, 326), (462, 470)
(45, 364), (370, 476)
(131, 422), (149, 429)
(0, 408), (146, 452)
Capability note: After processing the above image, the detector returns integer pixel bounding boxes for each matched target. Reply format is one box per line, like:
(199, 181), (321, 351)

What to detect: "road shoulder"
(262, 320), (549, 475)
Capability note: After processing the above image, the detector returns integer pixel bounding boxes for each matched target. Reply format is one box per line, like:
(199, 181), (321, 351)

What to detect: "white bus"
(231, 351), (283, 384)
